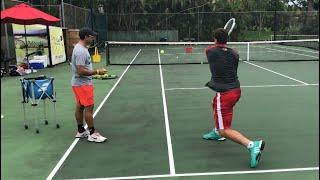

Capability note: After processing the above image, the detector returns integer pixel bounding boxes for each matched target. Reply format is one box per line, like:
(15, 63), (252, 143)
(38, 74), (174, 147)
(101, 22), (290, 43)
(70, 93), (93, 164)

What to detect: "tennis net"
(106, 39), (319, 65)
(270, 35), (319, 40)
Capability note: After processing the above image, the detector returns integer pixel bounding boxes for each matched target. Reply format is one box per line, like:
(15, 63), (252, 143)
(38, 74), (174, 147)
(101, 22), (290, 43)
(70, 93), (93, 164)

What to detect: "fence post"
(105, 41), (110, 66)
(90, 0), (94, 30)
(273, 1), (277, 41)
(61, 0), (65, 27)
(247, 42), (250, 61)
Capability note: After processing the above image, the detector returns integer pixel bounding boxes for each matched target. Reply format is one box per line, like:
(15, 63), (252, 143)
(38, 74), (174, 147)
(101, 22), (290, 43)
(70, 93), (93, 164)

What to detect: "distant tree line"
(17, 0), (320, 41)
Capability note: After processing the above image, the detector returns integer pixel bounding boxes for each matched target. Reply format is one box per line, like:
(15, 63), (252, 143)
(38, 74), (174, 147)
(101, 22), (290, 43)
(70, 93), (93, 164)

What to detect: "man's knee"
(85, 105), (94, 112)
(76, 103), (84, 112)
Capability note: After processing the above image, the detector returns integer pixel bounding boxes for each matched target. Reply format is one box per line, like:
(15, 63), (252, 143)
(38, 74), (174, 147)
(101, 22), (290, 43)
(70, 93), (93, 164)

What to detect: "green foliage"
(103, 0), (318, 41)
(24, 0), (318, 41)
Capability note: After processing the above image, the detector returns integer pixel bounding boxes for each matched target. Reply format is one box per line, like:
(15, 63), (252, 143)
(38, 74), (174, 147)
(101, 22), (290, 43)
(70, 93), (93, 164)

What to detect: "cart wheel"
(36, 129), (40, 134)
(45, 120), (48, 125)
(24, 125), (28, 129)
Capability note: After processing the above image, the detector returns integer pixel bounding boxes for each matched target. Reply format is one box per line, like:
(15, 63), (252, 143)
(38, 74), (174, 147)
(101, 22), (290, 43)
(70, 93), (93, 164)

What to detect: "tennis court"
(1, 1), (319, 180)
(45, 40), (319, 179)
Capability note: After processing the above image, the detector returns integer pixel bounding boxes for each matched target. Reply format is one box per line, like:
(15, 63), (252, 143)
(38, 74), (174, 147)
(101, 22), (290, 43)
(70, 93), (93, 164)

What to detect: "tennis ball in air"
(160, 50), (165, 54)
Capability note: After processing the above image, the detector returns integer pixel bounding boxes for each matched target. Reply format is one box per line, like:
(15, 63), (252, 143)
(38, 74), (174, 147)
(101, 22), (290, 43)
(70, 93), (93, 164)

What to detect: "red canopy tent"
(1, 3), (60, 25)
(1, 3), (61, 68)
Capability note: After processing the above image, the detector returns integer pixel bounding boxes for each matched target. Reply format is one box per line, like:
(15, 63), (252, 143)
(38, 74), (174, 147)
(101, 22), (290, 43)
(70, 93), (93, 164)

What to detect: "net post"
(105, 41), (110, 66)
(246, 42), (250, 61)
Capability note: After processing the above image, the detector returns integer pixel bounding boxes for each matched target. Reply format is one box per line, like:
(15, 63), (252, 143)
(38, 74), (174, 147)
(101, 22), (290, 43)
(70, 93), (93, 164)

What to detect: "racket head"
(224, 18), (236, 35)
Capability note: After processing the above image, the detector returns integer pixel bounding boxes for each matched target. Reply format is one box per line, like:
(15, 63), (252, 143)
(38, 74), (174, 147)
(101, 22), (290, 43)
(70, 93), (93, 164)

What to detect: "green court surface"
(108, 40), (319, 65)
(1, 47), (319, 180)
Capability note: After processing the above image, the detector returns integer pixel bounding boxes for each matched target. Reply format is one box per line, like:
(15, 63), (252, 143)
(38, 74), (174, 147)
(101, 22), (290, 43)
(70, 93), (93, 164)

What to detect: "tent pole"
(46, 25), (53, 67)
(2, 0), (10, 56)
(24, 24), (30, 69)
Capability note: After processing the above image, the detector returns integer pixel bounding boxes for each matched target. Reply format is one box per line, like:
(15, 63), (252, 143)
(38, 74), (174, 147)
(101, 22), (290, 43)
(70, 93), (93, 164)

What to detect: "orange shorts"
(72, 85), (94, 106)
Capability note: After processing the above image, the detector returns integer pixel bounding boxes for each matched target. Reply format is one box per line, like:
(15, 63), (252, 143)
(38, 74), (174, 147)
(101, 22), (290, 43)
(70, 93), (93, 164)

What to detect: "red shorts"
(72, 85), (94, 106)
(212, 88), (241, 130)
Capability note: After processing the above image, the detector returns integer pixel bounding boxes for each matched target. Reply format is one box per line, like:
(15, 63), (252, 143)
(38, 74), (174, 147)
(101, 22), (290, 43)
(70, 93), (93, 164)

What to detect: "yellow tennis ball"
(160, 50), (165, 54)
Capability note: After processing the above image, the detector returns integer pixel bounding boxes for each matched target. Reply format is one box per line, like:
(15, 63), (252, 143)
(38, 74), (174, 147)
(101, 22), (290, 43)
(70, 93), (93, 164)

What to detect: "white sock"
(247, 141), (254, 149)
(213, 128), (220, 135)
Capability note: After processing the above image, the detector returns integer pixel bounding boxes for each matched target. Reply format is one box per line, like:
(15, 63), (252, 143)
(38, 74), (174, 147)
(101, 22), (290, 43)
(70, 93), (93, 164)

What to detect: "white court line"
(244, 61), (310, 85)
(158, 48), (176, 175)
(165, 84), (319, 91)
(69, 167), (319, 180)
(254, 45), (319, 59)
(46, 49), (142, 180)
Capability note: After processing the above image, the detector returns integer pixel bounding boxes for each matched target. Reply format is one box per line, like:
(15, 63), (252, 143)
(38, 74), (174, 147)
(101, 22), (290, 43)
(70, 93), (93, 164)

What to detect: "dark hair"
(79, 27), (97, 40)
(214, 28), (228, 44)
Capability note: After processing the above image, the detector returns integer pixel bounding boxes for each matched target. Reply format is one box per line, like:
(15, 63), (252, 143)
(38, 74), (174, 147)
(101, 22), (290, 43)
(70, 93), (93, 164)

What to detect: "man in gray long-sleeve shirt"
(202, 28), (265, 168)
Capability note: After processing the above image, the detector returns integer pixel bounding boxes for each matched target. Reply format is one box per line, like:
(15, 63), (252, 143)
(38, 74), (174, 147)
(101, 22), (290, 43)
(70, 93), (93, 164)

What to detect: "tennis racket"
(224, 18), (236, 36)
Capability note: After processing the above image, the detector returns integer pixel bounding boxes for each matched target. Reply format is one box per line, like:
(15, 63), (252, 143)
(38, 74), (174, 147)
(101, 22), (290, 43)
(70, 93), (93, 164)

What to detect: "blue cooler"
(29, 60), (45, 69)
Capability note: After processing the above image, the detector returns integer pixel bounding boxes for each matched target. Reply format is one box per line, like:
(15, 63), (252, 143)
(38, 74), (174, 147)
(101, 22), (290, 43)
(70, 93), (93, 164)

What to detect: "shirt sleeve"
(233, 49), (240, 60)
(74, 51), (87, 66)
(233, 50), (239, 73)
(205, 45), (215, 56)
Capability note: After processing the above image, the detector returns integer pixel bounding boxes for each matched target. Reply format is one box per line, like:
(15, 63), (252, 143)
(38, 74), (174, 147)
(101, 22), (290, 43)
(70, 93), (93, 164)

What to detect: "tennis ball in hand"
(95, 69), (106, 76)
(99, 68), (107, 75)
(93, 75), (101, 79)
(160, 50), (165, 54)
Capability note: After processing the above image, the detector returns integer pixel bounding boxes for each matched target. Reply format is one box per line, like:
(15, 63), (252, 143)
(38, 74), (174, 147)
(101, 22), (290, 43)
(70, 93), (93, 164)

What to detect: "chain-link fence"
(2, 0), (318, 63)
(63, 3), (91, 29)
(62, 3), (107, 47)
(93, 13), (108, 45)
(33, 4), (62, 27)
(107, 11), (319, 42)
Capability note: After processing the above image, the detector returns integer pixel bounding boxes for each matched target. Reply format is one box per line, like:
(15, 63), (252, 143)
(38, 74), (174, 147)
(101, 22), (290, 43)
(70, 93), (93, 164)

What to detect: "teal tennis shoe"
(249, 140), (265, 168)
(202, 130), (226, 141)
